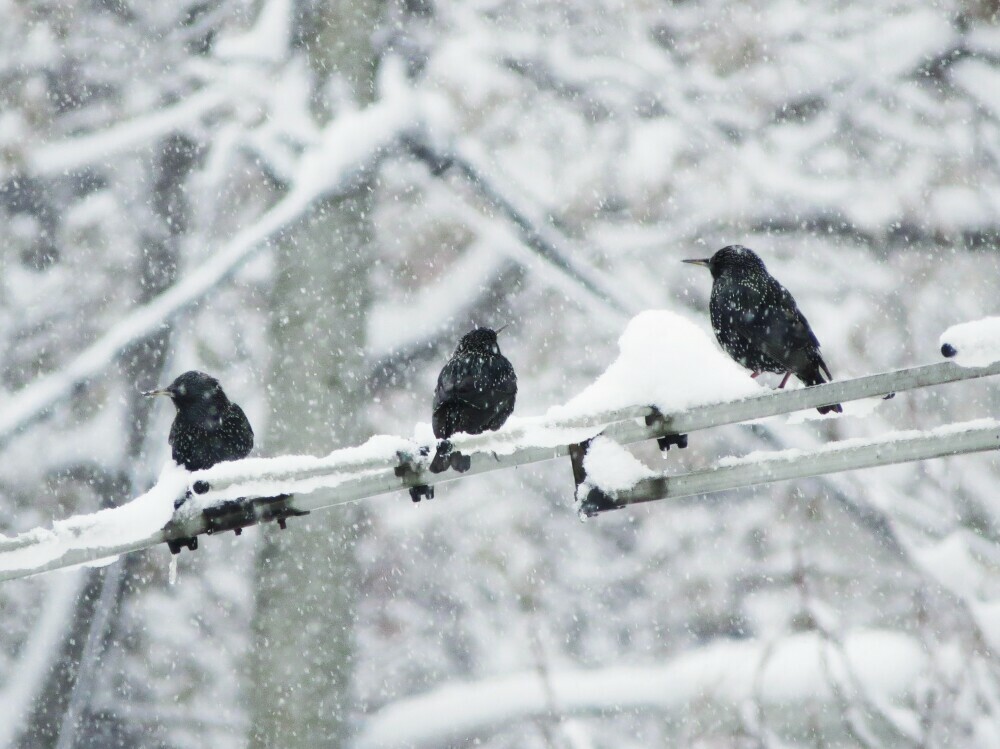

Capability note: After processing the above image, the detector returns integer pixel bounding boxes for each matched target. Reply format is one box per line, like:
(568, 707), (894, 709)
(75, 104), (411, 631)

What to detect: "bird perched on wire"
(145, 370), (254, 472)
(147, 371), (301, 549)
(429, 326), (518, 474)
(684, 245), (843, 415)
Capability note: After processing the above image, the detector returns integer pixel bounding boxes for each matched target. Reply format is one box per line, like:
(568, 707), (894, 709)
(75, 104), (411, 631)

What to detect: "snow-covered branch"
(0, 571), (86, 748)
(407, 135), (644, 318)
(27, 87), (229, 178)
(0, 94), (420, 446)
(354, 629), (927, 748)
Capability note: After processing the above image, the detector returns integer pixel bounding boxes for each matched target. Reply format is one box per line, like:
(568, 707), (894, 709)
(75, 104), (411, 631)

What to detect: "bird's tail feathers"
(797, 359), (843, 415)
(796, 361), (828, 388)
(818, 357), (833, 382)
(429, 441), (452, 473)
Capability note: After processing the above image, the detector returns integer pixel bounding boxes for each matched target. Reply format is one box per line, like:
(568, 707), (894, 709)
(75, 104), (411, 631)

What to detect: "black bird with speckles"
(145, 370), (254, 470)
(146, 371), (299, 546)
(429, 327), (518, 473)
(684, 246), (843, 415)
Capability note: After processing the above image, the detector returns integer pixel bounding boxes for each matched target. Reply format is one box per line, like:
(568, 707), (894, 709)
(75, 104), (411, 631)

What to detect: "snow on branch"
(354, 629), (927, 748)
(367, 217), (519, 361)
(407, 134), (645, 318)
(24, 0), (298, 178)
(0, 93), (421, 446)
(0, 571), (86, 748)
(27, 87), (229, 178)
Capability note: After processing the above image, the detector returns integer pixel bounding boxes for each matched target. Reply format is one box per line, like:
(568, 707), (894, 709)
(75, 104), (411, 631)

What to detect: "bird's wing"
(755, 283), (826, 372)
(720, 279), (823, 372)
(433, 356), (517, 413)
(223, 404), (255, 459)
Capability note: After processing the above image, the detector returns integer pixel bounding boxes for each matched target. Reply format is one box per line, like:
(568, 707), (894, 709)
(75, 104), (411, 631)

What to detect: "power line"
(1, 359), (998, 583)
(575, 418), (1000, 516)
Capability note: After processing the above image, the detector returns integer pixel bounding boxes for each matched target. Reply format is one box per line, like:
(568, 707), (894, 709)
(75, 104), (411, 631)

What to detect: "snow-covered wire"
(596, 418), (1000, 511)
(2, 357), (997, 582)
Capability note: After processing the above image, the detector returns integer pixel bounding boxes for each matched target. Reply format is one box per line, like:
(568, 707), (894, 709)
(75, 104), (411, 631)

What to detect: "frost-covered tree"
(3, 0), (1000, 747)
(354, 0), (1000, 747)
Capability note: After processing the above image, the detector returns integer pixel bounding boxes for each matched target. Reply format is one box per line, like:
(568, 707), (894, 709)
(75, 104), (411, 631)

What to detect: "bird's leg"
(429, 439), (454, 474)
(750, 371), (761, 379)
(449, 451), (472, 473)
(174, 489), (192, 510)
(778, 372), (792, 389)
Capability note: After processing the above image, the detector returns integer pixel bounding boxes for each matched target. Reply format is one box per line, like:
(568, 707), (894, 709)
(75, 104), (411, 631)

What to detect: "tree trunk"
(247, 0), (381, 742)
(248, 183), (375, 747)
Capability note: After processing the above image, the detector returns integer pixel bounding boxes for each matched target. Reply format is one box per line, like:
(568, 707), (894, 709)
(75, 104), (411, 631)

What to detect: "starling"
(684, 245), (843, 415)
(429, 326), (518, 474)
(145, 371), (301, 550)
(144, 370), (254, 471)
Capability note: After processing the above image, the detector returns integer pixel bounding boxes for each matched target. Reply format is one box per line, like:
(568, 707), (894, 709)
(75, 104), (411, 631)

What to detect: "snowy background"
(2, 0), (1000, 747)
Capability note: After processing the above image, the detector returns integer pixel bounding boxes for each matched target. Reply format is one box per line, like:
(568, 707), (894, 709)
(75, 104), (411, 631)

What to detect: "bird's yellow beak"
(142, 388), (172, 398)
(682, 258), (711, 267)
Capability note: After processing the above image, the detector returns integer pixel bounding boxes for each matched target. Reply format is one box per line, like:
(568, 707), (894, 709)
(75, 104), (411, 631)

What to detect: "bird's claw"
(449, 452), (472, 473)
(173, 490), (192, 510)
(429, 440), (454, 474)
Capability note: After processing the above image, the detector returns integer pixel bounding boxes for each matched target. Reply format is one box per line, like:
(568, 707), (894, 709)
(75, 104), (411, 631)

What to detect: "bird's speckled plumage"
(687, 245), (842, 415)
(151, 370), (254, 470)
(432, 328), (517, 439)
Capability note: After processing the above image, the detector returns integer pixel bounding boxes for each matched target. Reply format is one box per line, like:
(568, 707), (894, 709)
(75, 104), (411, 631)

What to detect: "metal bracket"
(163, 491), (310, 554)
(408, 485), (435, 502)
(251, 494), (309, 530)
(395, 449), (435, 502)
(644, 408), (688, 454)
(568, 439), (621, 518)
(167, 536), (197, 555)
